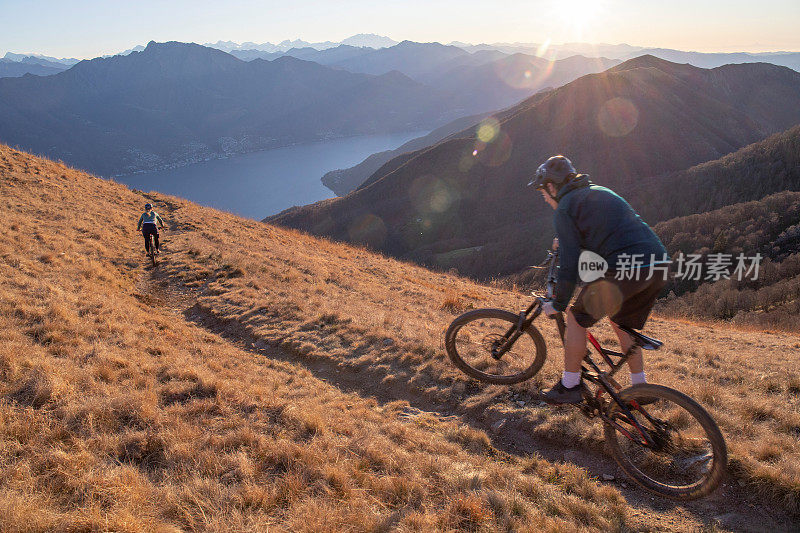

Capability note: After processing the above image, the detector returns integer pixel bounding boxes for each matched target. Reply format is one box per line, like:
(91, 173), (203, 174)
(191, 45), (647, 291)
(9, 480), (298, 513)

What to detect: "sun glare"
(556, 0), (603, 38)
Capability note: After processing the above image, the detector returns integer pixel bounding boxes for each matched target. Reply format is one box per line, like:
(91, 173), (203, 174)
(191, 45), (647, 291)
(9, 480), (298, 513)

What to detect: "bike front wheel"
(603, 383), (727, 500)
(445, 308), (546, 384)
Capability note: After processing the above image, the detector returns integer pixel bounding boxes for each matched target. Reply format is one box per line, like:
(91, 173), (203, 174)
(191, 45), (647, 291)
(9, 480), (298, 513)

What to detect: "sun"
(556, 0), (603, 38)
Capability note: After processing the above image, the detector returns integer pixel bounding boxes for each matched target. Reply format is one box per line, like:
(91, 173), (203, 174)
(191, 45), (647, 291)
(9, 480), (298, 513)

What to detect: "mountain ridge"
(269, 57), (800, 278)
(0, 41), (457, 176)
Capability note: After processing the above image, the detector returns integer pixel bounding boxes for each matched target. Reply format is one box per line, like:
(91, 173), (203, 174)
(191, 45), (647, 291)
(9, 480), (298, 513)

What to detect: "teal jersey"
(137, 211), (164, 230)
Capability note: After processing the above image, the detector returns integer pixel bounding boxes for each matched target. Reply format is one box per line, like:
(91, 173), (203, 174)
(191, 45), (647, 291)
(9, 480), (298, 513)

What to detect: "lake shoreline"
(111, 131), (427, 180)
(117, 130), (428, 220)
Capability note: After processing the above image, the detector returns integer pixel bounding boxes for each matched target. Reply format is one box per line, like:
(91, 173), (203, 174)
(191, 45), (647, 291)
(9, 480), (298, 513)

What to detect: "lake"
(119, 131), (426, 219)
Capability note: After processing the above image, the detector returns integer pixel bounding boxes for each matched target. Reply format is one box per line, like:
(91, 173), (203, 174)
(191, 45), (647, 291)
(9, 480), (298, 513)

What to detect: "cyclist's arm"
(552, 208), (581, 312)
(156, 214), (165, 228)
(136, 214), (143, 231)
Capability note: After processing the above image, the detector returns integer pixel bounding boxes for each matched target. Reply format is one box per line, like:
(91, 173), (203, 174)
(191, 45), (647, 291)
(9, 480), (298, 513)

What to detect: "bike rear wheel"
(603, 383), (727, 499)
(148, 235), (157, 266)
(445, 308), (546, 384)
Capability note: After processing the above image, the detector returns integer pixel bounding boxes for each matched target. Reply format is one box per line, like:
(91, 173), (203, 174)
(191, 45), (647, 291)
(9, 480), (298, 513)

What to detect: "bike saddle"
(618, 325), (663, 350)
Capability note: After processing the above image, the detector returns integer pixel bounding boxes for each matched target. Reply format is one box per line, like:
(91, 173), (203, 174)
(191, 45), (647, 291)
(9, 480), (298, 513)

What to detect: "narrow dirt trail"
(131, 204), (798, 532)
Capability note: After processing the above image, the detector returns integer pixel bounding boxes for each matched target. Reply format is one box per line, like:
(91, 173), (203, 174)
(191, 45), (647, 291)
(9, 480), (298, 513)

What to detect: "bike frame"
(493, 250), (659, 447)
(146, 232), (159, 266)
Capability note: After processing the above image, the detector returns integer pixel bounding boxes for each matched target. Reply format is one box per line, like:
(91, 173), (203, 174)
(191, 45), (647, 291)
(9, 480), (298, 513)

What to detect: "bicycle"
(144, 227), (163, 267)
(444, 249), (728, 500)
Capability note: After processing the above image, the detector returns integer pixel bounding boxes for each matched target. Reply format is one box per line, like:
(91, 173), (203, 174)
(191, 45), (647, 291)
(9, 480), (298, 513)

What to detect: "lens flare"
(536, 38), (552, 58)
(581, 279), (624, 320)
(482, 131), (513, 167)
(476, 117), (500, 143)
(347, 213), (387, 248)
(460, 149), (477, 172)
(410, 175), (457, 215)
(597, 97), (639, 137)
(494, 55), (556, 90)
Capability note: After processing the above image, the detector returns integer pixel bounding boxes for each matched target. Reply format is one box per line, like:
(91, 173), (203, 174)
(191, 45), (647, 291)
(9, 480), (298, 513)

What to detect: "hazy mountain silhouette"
(231, 45), (373, 65)
(0, 41), (458, 175)
(417, 53), (620, 117)
(620, 48), (800, 72)
(3, 52), (80, 65)
(321, 111), (492, 195)
(340, 34), (398, 48)
(447, 42), (800, 72)
(269, 57), (800, 278)
(322, 54), (620, 195)
(332, 41), (471, 78)
(0, 58), (66, 78)
(205, 34), (397, 53)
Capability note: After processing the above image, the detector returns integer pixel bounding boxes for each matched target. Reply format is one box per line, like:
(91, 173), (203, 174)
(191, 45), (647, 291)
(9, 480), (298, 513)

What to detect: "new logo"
(578, 250), (608, 282)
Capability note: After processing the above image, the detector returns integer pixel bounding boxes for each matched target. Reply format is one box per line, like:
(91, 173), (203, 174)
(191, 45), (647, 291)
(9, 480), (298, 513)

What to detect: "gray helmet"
(528, 155), (577, 190)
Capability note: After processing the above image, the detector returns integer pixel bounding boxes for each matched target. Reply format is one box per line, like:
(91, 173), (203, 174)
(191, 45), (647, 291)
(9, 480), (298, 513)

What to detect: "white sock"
(561, 371), (581, 389)
(630, 371), (647, 385)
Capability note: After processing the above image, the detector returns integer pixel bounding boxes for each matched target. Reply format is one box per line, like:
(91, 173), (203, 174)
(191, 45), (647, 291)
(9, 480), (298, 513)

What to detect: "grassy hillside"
(3, 145), (800, 530)
(0, 147), (639, 531)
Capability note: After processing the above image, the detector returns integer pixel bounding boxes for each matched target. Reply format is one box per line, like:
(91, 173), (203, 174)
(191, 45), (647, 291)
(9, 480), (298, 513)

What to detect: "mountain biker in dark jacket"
(137, 203), (165, 255)
(530, 155), (669, 403)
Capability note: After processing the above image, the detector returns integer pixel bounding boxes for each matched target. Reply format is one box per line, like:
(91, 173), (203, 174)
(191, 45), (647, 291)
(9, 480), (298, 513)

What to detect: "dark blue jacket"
(552, 175), (668, 311)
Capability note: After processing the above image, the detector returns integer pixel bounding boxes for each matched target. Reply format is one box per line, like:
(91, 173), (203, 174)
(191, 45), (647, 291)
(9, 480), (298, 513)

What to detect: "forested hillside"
(652, 191), (800, 330)
(626, 125), (800, 224)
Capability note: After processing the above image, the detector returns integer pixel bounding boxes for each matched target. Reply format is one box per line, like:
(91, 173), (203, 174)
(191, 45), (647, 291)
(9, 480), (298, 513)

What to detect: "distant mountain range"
(3, 52), (80, 65)
(0, 40), (624, 176)
(0, 52), (79, 77)
(4, 36), (800, 187)
(268, 56), (800, 278)
(0, 57), (67, 77)
(205, 33), (398, 53)
(320, 53), (621, 195)
(0, 41), (460, 176)
(281, 42), (620, 115)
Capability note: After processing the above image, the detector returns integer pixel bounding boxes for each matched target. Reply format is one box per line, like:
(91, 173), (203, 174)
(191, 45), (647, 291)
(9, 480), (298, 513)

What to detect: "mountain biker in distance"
(530, 155), (669, 404)
(137, 203), (165, 256)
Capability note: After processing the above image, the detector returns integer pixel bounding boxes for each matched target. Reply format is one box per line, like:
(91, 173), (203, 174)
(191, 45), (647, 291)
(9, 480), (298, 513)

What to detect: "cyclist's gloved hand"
(542, 300), (559, 317)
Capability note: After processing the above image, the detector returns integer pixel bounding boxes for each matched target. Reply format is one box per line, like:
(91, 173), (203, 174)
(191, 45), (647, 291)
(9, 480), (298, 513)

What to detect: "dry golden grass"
(146, 169), (800, 513)
(3, 144), (800, 531)
(0, 147), (643, 531)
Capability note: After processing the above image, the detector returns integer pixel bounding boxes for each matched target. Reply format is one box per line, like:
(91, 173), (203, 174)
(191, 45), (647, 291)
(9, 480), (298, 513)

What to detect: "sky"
(2, 0), (799, 58)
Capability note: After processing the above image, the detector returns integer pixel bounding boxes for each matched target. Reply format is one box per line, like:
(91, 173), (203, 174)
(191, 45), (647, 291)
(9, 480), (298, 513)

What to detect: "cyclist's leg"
(609, 321), (643, 373)
(153, 231), (160, 253)
(564, 309), (587, 373)
(142, 229), (151, 253)
(608, 276), (666, 380)
(566, 280), (610, 374)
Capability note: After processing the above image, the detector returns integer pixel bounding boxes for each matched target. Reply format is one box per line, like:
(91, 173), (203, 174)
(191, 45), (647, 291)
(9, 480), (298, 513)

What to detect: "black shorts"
(570, 275), (666, 330)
